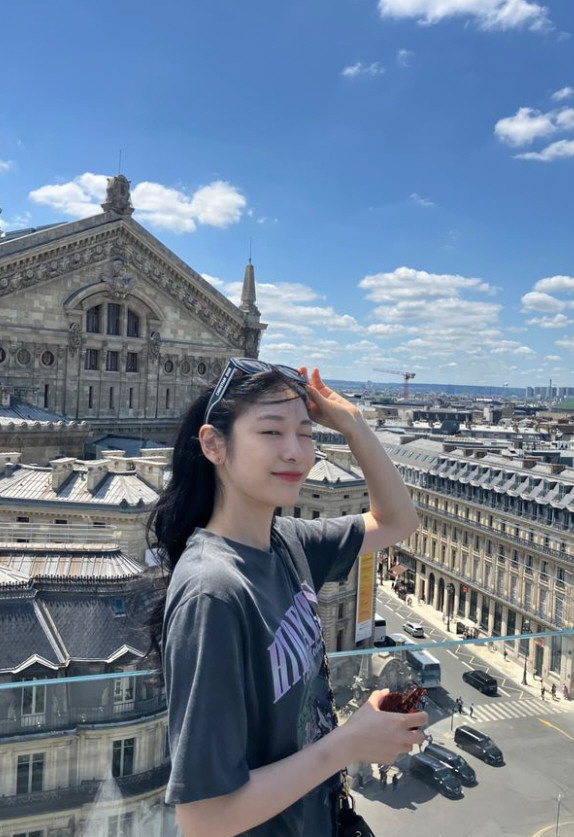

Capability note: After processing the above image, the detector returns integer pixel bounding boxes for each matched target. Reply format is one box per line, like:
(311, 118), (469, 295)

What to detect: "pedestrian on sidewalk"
(541, 685), (546, 701)
(503, 648), (508, 661)
(378, 766), (387, 790)
(392, 773), (398, 792)
(469, 703), (474, 719)
(551, 684), (557, 699)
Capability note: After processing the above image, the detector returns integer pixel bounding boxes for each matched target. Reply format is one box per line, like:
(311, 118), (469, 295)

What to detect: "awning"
(390, 564), (407, 578)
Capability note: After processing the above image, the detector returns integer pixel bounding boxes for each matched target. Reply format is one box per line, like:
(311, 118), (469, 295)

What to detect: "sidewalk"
(380, 581), (572, 707)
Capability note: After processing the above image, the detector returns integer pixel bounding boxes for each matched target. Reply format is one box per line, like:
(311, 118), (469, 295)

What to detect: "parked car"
(409, 752), (463, 799)
(454, 725), (504, 766)
(424, 742), (477, 786)
(462, 669), (498, 695)
(403, 621), (425, 638)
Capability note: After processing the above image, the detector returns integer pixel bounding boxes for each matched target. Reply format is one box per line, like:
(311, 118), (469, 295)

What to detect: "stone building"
(0, 388), (90, 465)
(0, 174), (265, 443)
(0, 525), (170, 837)
(378, 431), (574, 692)
(0, 449), (169, 561)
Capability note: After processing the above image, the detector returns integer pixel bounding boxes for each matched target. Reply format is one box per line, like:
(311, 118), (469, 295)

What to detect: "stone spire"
(239, 259), (260, 315)
(101, 174), (134, 216)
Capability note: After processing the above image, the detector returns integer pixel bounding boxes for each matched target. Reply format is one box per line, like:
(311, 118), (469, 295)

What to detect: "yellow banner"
(355, 552), (375, 643)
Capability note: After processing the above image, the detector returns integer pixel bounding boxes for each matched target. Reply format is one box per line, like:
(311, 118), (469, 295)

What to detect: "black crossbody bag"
(272, 530), (376, 837)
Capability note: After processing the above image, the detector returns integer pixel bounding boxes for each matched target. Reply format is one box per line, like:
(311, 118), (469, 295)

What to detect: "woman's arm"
(176, 692), (426, 837)
(303, 367), (419, 553)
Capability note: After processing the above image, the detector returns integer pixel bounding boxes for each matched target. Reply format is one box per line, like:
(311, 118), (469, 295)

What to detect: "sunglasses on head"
(203, 358), (307, 425)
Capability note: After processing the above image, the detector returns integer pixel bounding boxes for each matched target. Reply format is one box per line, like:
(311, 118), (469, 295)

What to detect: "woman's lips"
(272, 472), (303, 483)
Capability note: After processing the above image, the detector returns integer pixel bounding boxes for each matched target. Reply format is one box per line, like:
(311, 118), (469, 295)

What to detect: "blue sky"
(1, 0), (574, 388)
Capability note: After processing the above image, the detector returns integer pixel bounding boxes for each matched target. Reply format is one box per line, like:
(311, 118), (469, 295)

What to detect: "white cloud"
(490, 341), (536, 355)
(377, 0), (552, 32)
(534, 274), (574, 293)
(0, 159), (13, 173)
(409, 192), (436, 208)
(29, 173), (246, 233)
(359, 266), (496, 302)
(521, 291), (565, 312)
(341, 62), (385, 78)
(516, 139), (574, 161)
(526, 313), (571, 328)
(555, 338), (574, 352)
(494, 107), (558, 146)
(545, 355), (562, 361)
(0, 211), (32, 232)
(397, 49), (414, 66)
(552, 87), (574, 101)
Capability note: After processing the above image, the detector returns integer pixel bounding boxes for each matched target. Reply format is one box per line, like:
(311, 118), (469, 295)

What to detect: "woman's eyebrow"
(256, 413), (313, 426)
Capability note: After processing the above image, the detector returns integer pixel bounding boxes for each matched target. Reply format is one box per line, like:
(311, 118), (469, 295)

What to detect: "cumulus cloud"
(555, 338), (574, 352)
(341, 62), (385, 78)
(526, 314), (572, 328)
(552, 87), (574, 101)
(377, 0), (552, 32)
(494, 107), (561, 146)
(534, 274), (574, 293)
(359, 266), (496, 302)
(490, 341), (536, 355)
(29, 172), (246, 233)
(516, 139), (574, 161)
(409, 192), (436, 208)
(0, 159), (13, 173)
(521, 291), (565, 312)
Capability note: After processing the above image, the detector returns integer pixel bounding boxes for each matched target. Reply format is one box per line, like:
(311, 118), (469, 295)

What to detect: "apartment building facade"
(381, 433), (574, 691)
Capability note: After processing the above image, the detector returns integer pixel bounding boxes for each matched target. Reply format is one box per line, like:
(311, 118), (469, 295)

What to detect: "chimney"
(132, 459), (167, 491)
(0, 452), (22, 477)
(85, 461), (109, 492)
(474, 450), (488, 458)
(551, 463), (565, 475)
(50, 458), (76, 492)
(522, 458), (537, 469)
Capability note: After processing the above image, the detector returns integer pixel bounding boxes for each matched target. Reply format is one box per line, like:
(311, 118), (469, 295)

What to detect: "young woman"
(150, 359), (426, 837)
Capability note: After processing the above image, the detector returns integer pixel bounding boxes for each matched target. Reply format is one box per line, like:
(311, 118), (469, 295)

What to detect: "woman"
(150, 359), (426, 837)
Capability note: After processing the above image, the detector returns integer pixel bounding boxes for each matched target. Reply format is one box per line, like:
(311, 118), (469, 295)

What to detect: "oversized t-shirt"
(162, 513), (365, 836)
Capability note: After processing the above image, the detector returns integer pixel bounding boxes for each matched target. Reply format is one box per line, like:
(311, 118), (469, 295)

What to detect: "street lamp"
(446, 583), (455, 633)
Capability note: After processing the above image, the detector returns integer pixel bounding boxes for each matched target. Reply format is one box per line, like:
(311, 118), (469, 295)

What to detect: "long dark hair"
(146, 368), (308, 656)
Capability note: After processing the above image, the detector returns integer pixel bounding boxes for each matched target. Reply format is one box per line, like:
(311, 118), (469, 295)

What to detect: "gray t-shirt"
(162, 513), (365, 836)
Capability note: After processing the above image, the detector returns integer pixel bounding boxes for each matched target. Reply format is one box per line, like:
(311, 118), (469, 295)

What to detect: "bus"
(405, 648), (441, 689)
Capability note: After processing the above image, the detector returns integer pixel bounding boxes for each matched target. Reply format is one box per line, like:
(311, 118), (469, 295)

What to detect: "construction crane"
(373, 368), (416, 400)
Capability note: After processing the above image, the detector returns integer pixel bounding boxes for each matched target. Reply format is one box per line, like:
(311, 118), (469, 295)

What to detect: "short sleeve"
(278, 514), (364, 591)
(163, 592), (250, 804)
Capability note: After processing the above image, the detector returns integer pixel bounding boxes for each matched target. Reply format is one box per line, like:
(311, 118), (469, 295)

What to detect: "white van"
(374, 614), (387, 645)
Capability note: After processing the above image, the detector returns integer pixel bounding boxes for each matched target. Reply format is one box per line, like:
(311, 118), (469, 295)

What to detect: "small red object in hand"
(379, 686), (426, 720)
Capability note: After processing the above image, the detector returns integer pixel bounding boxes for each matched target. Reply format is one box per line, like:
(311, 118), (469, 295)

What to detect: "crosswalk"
(463, 697), (573, 724)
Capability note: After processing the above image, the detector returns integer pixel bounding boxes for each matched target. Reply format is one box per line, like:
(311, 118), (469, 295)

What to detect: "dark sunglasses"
(203, 358), (306, 425)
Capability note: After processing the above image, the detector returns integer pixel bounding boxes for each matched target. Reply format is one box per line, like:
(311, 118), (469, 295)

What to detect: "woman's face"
(218, 389), (316, 512)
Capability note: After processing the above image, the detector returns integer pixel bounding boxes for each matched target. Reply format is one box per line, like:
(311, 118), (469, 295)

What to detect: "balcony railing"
(0, 763), (170, 819)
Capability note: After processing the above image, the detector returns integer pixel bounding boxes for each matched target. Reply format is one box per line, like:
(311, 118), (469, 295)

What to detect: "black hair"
(146, 368), (308, 657)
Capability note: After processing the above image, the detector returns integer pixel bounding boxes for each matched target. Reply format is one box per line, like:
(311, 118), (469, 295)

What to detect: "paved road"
(348, 588), (574, 836)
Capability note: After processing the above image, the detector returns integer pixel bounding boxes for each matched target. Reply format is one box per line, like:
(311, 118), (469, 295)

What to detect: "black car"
(409, 752), (463, 799)
(424, 742), (477, 786)
(454, 725), (504, 766)
(462, 668), (498, 695)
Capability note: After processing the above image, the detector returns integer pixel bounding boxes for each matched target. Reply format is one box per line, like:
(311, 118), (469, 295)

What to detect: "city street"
(351, 587), (574, 836)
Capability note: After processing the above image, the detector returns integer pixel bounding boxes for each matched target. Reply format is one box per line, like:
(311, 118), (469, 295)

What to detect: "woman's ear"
(199, 424), (226, 466)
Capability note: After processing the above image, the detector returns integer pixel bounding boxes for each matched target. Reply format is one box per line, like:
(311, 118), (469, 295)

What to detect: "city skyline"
(1, 0), (574, 388)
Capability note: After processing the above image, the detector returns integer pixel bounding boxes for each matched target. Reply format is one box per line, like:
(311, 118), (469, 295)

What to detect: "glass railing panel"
(1, 632), (573, 835)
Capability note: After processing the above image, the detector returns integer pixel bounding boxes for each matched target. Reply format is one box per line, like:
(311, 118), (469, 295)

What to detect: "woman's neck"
(206, 503), (275, 552)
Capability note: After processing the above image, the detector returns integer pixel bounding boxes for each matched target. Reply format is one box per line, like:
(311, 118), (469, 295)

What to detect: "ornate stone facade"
(0, 180), (265, 440)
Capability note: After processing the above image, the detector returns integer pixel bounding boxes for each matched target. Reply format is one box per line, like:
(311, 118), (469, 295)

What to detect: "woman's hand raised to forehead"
(300, 367), (363, 436)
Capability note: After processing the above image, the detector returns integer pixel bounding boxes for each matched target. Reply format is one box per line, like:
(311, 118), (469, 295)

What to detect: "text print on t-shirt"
(267, 584), (323, 703)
